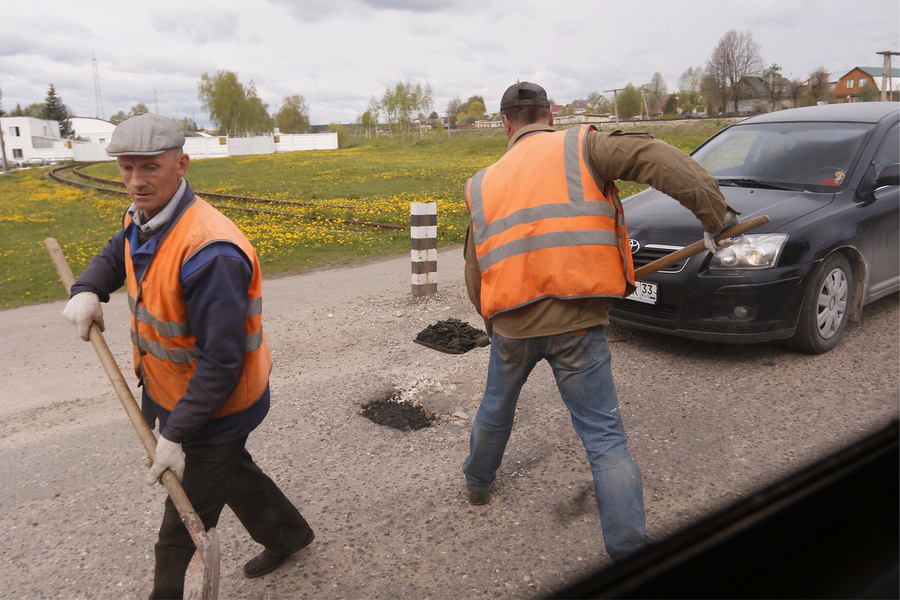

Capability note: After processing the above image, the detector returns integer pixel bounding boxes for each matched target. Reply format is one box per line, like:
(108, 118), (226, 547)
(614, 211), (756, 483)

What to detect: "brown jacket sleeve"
(464, 222), (494, 336)
(585, 130), (731, 233)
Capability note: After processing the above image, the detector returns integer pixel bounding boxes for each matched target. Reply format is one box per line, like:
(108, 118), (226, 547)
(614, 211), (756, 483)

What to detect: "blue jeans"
(462, 325), (650, 561)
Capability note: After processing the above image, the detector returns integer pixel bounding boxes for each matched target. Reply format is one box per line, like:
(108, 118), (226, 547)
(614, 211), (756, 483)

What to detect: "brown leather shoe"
(243, 529), (315, 579)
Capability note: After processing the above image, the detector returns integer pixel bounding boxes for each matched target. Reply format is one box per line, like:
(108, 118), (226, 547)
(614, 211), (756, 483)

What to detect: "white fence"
(64, 132), (339, 163)
(184, 132), (337, 160)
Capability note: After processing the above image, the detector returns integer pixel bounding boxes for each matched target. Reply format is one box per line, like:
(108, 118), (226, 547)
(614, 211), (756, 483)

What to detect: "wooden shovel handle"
(633, 215), (770, 280)
(44, 238), (206, 539)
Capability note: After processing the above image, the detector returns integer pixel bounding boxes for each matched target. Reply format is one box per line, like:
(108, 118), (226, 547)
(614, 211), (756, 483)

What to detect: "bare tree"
(805, 67), (832, 106)
(446, 97), (461, 126)
(705, 29), (765, 114)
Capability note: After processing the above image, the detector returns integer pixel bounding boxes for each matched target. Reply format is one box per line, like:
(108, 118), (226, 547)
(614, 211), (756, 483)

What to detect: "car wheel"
(787, 253), (854, 354)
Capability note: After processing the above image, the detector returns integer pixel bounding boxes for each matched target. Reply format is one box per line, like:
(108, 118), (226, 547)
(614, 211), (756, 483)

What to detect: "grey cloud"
(149, 10), (242, 43)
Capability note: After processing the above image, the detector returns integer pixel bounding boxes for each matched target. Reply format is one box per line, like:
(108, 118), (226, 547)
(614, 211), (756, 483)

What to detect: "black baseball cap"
(500, 81), (551, 111)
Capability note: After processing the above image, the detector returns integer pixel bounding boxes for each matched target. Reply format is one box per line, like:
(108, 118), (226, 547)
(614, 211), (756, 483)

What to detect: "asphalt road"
(1, 246), (897, 598)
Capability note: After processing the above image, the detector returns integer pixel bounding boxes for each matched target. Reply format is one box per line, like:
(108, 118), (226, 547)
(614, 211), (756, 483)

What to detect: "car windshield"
(692, 121), (873, 191)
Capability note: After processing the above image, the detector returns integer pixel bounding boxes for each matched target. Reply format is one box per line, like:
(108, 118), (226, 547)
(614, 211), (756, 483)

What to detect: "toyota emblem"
(629, 238), (641, 254)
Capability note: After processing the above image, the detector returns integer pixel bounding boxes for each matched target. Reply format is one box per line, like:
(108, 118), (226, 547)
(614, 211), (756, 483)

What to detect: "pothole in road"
(361, 392), (434, 431)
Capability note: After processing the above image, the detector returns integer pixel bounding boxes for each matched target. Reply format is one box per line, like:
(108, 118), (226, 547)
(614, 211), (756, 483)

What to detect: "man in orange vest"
(62, 113), (314, 597)
(462, 82), (738, 562)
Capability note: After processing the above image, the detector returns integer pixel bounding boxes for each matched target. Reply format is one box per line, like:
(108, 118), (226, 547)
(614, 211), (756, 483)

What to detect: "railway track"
(48, 163), (405, 231)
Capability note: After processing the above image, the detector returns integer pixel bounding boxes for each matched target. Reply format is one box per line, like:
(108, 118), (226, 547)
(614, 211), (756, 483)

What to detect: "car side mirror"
(876, 163), (899, 187)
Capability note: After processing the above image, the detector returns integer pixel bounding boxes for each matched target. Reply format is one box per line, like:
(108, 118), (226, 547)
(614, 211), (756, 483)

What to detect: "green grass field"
(1, 121), (727, 309)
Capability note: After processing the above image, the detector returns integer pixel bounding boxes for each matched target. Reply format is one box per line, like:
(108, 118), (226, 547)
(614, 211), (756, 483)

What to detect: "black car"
(611, 102), (899, 353)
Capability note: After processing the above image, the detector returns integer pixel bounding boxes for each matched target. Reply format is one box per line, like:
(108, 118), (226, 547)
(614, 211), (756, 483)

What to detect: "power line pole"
(604, 88), (623, 122)
(876, 50), (898, 102)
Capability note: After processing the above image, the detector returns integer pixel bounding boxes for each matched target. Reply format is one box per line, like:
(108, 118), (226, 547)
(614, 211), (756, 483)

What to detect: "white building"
(70, 117), (117, 144)
(1, 116), (70, 166)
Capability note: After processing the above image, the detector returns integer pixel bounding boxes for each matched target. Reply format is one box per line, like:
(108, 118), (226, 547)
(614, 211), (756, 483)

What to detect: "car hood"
(621, 186), (835, 242)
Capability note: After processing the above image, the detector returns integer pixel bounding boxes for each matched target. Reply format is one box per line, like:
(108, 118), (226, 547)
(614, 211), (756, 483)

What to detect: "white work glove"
(145, 436), (185, 485)
(62, 292), (105, 341)
(703, 210), (742, 254)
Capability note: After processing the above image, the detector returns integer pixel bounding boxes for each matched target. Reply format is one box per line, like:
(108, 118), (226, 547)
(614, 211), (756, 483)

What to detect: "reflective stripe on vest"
(466, 125), (634, 317)
(128, 295), (264, 361)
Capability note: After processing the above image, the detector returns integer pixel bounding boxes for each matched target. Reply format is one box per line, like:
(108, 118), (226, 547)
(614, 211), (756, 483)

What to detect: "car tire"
(787, 253), (854, 354)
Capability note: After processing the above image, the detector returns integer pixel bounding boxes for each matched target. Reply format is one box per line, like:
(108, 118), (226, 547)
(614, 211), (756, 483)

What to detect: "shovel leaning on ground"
(414, 215), (770, 355)
(44, 238), (220, 600)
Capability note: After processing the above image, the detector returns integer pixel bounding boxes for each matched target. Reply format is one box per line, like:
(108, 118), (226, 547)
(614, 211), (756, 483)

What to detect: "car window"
(693, 121), (874, 190)
(872, 122), (899, 176)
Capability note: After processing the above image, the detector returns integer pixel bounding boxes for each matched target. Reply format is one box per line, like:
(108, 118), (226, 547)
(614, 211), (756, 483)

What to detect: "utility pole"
(0, 86), (8, 175)
(876, 50), (898, 102)
(604, 88), (623, 122)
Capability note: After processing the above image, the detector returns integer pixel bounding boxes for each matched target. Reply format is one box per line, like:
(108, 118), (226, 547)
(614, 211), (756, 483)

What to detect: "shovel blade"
(413, 338), (466, 354)
(184, 526), (220, 600)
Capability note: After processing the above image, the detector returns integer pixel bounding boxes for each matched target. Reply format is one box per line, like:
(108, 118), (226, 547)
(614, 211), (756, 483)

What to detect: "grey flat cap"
(500, 81), (551, 111)
(106, 113), (185, 156)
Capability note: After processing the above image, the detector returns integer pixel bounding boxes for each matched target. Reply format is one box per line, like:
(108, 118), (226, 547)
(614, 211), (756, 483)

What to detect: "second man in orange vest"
(462, 81), (738, 562)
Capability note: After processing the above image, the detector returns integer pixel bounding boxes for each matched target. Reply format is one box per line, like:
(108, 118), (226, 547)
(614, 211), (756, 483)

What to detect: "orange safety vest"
(466, 125), (635, 318)
(124, 196), (272, 417)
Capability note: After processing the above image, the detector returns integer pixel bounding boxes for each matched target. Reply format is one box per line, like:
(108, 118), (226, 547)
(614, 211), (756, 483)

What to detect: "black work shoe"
(243, 529), (315, 579)
(467, 485), (490, 506)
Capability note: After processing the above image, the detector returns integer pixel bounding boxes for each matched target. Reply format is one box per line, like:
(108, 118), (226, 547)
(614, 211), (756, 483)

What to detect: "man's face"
(116, 149), (189, 219)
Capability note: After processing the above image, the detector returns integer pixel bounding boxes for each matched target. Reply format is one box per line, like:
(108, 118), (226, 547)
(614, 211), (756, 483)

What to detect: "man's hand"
(703, 210), (742, 254)
(62, 292), (105, 341)
(145, 437), (185, 485)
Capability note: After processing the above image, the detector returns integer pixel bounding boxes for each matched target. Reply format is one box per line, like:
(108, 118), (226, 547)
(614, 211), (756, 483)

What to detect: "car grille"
(611, 298), (677, 321)
(631, 244), (688, 273)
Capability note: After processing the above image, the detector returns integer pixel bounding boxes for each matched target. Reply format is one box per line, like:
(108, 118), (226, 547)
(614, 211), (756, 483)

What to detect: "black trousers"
(149, 436), (312, 599)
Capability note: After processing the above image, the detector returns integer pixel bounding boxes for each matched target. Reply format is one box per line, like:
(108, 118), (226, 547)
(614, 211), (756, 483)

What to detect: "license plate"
(626, 281), (658, 305)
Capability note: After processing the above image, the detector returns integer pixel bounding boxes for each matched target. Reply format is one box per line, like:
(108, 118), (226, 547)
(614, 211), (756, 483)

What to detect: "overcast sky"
(1, 0), (898, 128)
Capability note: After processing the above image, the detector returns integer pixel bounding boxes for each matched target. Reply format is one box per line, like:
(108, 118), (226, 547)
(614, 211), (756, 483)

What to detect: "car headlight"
(709, 234), (788, 270)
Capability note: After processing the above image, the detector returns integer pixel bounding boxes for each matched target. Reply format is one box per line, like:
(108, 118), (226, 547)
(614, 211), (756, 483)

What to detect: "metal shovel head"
(184, 526), (220, 600)
(413, 338), (466, 354)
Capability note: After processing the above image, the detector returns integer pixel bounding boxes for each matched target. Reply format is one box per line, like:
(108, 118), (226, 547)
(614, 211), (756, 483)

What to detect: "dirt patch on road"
(361, 392), (434, 430)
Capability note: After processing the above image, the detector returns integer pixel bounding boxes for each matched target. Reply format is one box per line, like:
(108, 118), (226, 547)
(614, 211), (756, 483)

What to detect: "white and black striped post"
(410, 202), (437, 296)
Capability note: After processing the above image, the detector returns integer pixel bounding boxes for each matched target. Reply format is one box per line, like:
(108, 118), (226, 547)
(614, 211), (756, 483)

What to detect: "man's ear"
(176, 153), (190, 177)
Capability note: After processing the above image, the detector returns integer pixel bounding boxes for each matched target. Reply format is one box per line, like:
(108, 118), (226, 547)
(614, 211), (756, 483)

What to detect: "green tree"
(329, 122), (349, 147)
(198, 69), (271, 135)
(274, 95), (310, 134)
(663, 94), (679, 116)
(467, 99), (486, 121)
(177, 116), (199, 132)
(240, 94), (273, 132)
(617, 84), (642, 119)
(762, 64), (782, 80)
(43, 84), (73, 137)
(380, 80), (433, 139)
(677, 65), (704, 114)
(110, 103), (151, 124)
